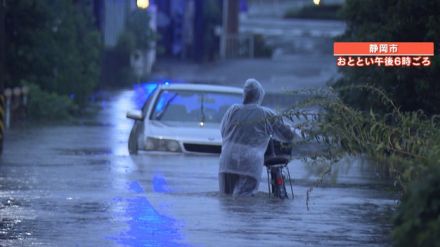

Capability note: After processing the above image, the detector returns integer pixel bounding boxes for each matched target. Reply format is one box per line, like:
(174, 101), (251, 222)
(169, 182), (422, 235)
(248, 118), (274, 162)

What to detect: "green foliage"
(393, 166), (440, 247)
(300, 0), (440, 241)
(4, 0), (102, 108)
(335, 0), (440, 115)
(283, 85), (440, 245)
(284, 85), (440, 189)
(284, 4), (343, 20)
(27, 83), (76, 120)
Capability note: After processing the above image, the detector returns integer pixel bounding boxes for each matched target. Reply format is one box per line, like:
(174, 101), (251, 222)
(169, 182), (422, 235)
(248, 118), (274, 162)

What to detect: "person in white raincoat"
(219, 79), (294, 196)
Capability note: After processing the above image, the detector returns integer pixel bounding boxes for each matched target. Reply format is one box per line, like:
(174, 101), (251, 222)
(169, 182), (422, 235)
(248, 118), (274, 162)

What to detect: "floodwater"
(0, 90), (396, 246)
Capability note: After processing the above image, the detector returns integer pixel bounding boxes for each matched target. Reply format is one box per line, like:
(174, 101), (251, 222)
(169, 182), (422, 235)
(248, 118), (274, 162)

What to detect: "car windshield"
(150, 89), (242, 123)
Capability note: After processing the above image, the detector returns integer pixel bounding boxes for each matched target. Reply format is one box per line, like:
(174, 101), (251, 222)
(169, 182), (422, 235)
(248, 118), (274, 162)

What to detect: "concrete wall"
(103, 0), (137, 48)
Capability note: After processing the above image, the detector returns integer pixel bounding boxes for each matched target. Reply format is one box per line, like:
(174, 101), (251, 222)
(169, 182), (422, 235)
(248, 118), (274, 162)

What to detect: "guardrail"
(3, 86), (29, 129)
(0, 94), (4, 154)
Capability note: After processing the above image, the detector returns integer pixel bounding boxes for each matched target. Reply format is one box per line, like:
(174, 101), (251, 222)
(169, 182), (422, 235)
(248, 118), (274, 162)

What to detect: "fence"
(223, 33), (255, 59)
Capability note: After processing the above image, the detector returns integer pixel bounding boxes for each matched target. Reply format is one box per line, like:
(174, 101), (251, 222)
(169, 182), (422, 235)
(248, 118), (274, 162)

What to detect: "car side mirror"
(126, 110), (144, 121)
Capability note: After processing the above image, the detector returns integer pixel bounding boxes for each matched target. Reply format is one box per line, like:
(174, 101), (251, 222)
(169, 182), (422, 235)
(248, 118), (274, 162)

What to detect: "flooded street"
(1, 90), (396, 246)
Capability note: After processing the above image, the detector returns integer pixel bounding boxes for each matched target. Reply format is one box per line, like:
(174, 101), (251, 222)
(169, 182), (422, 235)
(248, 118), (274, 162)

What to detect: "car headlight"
(145, 137), (182, 152)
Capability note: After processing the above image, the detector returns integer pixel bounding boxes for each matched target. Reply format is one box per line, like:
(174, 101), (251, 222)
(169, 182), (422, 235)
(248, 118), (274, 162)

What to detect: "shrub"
(284, 85), (440, 189)
(393, 166), (440, 247)
(282, 85), (440, 246)
(27, 84), (76, 121)
(4, 0), (102, 108)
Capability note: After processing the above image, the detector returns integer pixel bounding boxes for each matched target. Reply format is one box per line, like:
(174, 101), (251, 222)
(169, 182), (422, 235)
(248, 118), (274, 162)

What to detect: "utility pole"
(220, 0), (239, 59)
(220, 0), (228, 59)
(0, 0), (5, 154)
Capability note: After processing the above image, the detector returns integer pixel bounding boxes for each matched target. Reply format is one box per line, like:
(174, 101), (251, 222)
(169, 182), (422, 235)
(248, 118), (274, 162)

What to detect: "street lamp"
(313, 0), (320, 6)
(137, 0), (149, 9)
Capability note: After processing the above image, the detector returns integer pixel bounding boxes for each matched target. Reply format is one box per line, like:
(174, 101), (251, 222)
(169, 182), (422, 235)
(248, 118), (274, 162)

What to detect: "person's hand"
(290, 127), (302, 140)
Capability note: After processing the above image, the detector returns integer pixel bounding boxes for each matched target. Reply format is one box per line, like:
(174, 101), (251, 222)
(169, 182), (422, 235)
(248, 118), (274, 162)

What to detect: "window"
(150, 90), (241, 123)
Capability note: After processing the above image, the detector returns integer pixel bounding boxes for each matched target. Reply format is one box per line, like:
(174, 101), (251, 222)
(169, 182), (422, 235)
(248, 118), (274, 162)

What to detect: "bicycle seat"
(264, 155), (290, 167)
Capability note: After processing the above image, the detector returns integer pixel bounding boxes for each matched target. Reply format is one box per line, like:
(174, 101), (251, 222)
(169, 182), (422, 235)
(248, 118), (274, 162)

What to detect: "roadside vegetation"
(335, 3), (440, 245)
(286, 85), (440, 247)
(4, 1), (157, 120)
(4, 0), (101, 119)
(285, 0), (440, 246)
(26, 83), (77, 121)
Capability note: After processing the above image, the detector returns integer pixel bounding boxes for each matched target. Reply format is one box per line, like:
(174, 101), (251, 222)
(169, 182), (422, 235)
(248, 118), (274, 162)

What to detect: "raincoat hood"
(243, 79), (265, 105)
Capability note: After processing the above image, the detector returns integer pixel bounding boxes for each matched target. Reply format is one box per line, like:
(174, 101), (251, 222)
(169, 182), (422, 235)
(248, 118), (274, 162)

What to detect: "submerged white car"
(127, 83), (243, 154)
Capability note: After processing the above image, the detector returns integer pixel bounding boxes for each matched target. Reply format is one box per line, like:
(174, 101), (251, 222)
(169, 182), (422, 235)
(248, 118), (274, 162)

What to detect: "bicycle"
(264, 139), (294, 199)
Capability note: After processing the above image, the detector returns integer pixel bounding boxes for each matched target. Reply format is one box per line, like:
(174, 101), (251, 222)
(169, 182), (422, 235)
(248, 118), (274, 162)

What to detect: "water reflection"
(109, 181), (186, 246)
(109, 90), (137, 156)
(153, 174), (171, 193)
(106, 90), (187, 246)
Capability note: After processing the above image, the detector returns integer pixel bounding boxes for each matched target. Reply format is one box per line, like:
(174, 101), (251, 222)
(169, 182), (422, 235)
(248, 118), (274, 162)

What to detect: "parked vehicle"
(127, 83), (243, 154)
